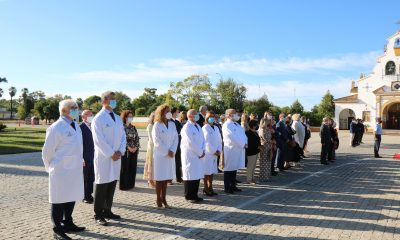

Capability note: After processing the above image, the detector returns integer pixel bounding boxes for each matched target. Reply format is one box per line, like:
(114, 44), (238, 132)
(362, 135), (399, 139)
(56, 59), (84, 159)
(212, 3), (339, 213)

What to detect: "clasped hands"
(112, 151), (122, 161)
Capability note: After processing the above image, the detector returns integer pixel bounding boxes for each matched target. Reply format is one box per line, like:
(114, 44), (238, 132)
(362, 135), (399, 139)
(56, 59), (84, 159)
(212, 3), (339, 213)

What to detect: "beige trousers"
(246, 154), (258, 182)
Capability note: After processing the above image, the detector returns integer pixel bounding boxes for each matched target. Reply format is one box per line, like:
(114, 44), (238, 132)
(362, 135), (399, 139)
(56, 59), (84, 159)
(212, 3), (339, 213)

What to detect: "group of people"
(42, 91), (327, 240)
(349, 118), (365, 147)
(319, 117), (340, 164)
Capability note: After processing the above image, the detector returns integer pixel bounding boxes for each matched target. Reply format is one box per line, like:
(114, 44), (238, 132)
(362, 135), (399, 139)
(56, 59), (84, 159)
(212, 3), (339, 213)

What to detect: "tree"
(17, 88), (34, 119)
(132, 88), (159, 116)
(8, 87), (17, 119)
(0, 77), (7, 83)
(169, 74), (212, 109)
(212, 78), (247, 113)
(0, 88), (3, 98)
(243, 94), (272, 119)
(34, 97), (60, 124)
(76, 98), (83, 109)
(83, 95), (101, 109)
(318, 90), (335, 118)
(114, 91), (133, 115)
(290, 99), (304, 114)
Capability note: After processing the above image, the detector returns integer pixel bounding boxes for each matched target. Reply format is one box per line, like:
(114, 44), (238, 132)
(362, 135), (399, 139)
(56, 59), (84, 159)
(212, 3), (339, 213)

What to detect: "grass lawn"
(0, 127), (46, 155)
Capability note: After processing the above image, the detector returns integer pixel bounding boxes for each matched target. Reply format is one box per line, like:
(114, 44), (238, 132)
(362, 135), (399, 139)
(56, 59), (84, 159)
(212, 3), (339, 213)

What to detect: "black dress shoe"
(232, 187), (242, 192)
(53, 227), (71, 240)
(95, 218), (108, 226)
(104, 212), (121, 219)
(63, 222), (85, 233)
(224, 189), (234, 194)
(375, 155), (382, 158)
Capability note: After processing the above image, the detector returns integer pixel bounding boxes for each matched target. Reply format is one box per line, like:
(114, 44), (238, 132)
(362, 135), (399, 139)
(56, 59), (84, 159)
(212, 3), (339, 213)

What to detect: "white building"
(334, 30), (400, 130)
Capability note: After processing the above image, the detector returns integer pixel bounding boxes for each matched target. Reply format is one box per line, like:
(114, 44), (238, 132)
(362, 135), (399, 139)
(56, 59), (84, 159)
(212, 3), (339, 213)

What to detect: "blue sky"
(0, 0), (399, 109)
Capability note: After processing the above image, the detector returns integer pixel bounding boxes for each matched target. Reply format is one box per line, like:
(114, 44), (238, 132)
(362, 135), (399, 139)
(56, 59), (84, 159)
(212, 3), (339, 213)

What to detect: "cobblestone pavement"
(1, 131), (400, 240)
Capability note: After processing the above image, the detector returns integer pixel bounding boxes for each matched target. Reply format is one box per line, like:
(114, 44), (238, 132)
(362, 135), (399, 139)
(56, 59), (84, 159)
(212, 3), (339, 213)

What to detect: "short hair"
(81, 109), (92, 117)
(171, 107), (179, 114)
(154, 104), (170, 123)
(59, 99), (78, 116)
(205, 111), (215, 125)
(323, 117), (329, 123)
(120, 110), (133, 124)
(101, 91), (116, 101)
(248, 119), (258, 129)
(292, 113), (301, 121)
(279, 113), (285, 119)
(187, 109), (197, 118)
(225, 108), (236, 116)
(199, 105), (207, 112)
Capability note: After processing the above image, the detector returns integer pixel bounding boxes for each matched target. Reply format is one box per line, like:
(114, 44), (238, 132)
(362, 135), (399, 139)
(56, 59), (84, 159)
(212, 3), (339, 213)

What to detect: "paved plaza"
(1, 131), (400, 239)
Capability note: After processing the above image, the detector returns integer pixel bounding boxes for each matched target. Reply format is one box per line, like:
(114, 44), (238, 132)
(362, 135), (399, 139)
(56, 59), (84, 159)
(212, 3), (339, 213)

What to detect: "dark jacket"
(320, 124), (332, 144)
(245, 130), (261, 156)
(276, 120), (290, 148)
(80, 123), (94, 163)
(196, 114), (205, 127)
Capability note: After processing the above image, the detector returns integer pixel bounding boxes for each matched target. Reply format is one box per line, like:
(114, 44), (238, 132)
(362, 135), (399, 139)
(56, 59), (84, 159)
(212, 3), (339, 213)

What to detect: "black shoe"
(83, 198), (93, 204)
(95, 218), (108, 226)
(53, 227), (71, 240)
(271, 171), (278, 176)
(63, 222), (85, 233)
(375, 155), (382, 158)
(232, 187), (242, 192)
(104, 212), (121, 219)
(224, 189), (234, 194)
(321, 162), (329, 165)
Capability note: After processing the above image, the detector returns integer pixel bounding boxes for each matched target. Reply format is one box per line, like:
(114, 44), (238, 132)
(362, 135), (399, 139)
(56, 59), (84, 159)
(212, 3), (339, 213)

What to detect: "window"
(385, 61), (396, 75)
(362, 111), (370, 122)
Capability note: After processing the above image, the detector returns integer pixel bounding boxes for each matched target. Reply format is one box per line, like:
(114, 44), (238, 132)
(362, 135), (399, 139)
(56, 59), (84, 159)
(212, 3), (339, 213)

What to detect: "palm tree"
(0, 88), (3, 98)
(0, 77), (7, 83)
(9, 86), (17, 119)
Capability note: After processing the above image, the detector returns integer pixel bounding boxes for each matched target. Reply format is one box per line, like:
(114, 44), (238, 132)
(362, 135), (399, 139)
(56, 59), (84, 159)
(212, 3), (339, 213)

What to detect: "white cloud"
(71, 51), (380, 83)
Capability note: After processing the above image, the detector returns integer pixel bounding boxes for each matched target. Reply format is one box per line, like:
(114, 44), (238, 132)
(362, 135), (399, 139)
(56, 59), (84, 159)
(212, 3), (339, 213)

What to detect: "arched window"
(385, 61), (396, 75)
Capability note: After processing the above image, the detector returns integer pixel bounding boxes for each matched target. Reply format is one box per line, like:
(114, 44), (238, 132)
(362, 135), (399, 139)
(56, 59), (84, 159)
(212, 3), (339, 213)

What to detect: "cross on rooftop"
(363, 83), (371, 92)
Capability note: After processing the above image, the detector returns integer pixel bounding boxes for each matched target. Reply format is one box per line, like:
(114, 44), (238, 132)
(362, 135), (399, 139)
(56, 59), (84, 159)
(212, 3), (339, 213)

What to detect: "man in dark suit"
(275, 113), (290, 171)
(197, 105), (207, 127)
(170, 107), (183, 183)
(320, 117), (332, 165)
(80, 110), (95, 204)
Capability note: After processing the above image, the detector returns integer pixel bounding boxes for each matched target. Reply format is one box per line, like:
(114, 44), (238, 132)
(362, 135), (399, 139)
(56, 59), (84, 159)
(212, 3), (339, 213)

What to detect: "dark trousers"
(277, 145), (286, 169)
(184, 179), (200, 200)
(374, 134), (381, 157)
(175, 144), (183, 182)
(51, 202), (75, 228)
(224, 170), (236, 191)
(120, 150), (138, 190)
(83, 161), (95, 200)
(94, 180), (117, 218)
(320, 142), (332, 163)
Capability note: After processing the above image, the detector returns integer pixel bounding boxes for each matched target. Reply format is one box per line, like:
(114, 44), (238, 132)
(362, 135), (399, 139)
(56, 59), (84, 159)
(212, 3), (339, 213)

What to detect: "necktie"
(70, 122), (76, 131)
(195, 124), (199, 131)
(211, 125), (215, 130)
(110, 112), (115, 122)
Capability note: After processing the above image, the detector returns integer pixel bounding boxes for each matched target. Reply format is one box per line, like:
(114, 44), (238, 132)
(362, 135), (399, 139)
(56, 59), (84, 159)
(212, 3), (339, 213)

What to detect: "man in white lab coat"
(222, 108), (247, 194)
(42, 99), (85, 240)
(92, 91), (126, 226)
(180, 109), (206, 203)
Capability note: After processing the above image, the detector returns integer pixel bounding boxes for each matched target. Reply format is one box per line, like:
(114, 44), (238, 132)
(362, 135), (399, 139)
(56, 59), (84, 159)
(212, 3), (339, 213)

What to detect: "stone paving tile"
(0, 131), (399, 239)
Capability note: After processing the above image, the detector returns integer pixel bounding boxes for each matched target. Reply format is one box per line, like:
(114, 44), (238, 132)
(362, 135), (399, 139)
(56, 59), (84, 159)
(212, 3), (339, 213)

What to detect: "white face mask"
(166, 112), (172, 120)
(86, 116), (94, 123)
(233, 114), (240, 121)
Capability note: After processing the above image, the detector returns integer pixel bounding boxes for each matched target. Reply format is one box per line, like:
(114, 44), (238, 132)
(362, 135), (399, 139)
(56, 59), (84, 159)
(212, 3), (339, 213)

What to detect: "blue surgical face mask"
(194, 114), (200, 122)
(109, 99), (117, 109)
(208, 117), (215, 124)
(69, 109), (79, 120)
(127, 117), (134, 123)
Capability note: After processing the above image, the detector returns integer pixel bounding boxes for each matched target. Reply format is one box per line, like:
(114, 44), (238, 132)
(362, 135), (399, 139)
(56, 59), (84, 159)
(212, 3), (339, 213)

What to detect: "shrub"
(0, 122), (7, 132)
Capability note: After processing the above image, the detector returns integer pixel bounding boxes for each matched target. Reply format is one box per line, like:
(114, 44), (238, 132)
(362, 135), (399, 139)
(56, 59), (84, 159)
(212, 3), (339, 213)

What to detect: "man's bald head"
(187, 109), (198, 122)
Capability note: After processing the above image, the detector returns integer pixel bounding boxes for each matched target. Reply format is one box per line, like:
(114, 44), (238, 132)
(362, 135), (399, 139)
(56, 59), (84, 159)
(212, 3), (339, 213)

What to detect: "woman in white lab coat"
(202, 111), (222, 196)
(42, 99), (85, 239)
(152, 104), (178, 208)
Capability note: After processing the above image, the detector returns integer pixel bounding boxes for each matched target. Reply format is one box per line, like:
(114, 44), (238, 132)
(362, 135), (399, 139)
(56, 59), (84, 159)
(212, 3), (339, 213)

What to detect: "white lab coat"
(202, 124), (222, 175)
(152, 121), (179, 181)
(42, 118), (84, 203)
(181, 121), (206, 180)
(292, 120), (305, 148)
(222, 119), (248, 171)
(92, 108), (126, 184)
